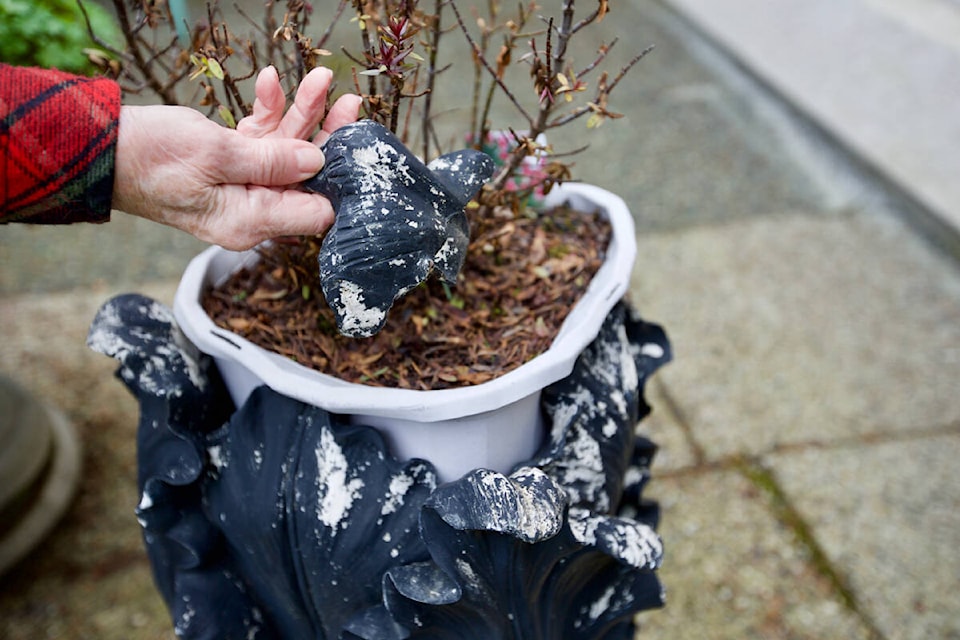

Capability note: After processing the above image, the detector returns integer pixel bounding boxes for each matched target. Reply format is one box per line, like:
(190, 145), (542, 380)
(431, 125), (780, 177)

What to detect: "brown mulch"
(202, 204), (611, 390)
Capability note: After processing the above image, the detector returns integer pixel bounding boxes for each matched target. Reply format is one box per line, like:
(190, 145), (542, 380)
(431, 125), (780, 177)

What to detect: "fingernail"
(296, 145), (325, 174)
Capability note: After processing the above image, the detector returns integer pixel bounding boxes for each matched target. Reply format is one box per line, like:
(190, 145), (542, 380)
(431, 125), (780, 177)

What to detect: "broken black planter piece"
(304, 120), (495, 337)
(88, 294), (671, 639)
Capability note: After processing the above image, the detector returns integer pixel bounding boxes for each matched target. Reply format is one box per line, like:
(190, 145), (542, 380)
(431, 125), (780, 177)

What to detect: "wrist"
(112, 106), (141, 215)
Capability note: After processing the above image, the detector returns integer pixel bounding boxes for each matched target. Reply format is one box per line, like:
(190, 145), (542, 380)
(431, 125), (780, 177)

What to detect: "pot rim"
(173, 182), (636, 422)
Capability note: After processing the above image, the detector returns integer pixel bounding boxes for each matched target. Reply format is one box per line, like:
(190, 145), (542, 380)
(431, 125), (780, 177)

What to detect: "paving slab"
(768, 432), (960, 640)
(0, 283), (178, 640)
(638, 378), (701, 472)
(661, 0), (960, 249)
(0, 214), (206, 295)
(635, 468), (874, 639)
(630, 209), (960, 461)
(559, 0), (830, 232)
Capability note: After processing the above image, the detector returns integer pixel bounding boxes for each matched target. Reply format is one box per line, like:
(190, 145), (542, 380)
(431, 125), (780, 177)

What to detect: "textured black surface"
(89, 295), (670, 639)
(304, 120), (495, 337)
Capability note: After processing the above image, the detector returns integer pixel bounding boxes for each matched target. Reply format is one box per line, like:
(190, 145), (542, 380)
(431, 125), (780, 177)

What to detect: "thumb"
(217, 133), (325, 187)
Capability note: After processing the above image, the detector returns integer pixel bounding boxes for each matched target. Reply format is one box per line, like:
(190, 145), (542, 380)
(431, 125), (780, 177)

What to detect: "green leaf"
(218, 105), (237, 129)
(206, 57), (225, 80)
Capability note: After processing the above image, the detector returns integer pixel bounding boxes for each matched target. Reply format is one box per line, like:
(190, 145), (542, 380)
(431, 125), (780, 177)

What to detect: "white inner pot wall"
(174, 183), (635, 484)
(351, 393), (546, 482)
(213, 350), (545, 482)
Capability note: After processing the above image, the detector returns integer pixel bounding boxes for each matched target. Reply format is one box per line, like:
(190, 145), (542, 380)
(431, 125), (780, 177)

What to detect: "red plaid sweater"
(0, 64), (120, 224)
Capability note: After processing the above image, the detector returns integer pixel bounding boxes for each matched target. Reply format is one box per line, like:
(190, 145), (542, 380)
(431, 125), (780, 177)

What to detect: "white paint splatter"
(602, 418), (618, 439)
(315, 428), (365, 532)
(86, 298), (207, 394)
(350, 139), (415, 196)
(640, 342), (665, 359)
(568, 508), (663, 571)
(510, 468), (566, 540)
(589, 584), (617, 620)
(334, 280), (387, 337)
(624, 466), (643, 487)
(433, 235), (458, 267)
(208, 445), (227, 472)
(455, 558), (482, 591)
(382, 473), (414, 515)
(174, 603), (196, 635)
(559, 428), (607, 509)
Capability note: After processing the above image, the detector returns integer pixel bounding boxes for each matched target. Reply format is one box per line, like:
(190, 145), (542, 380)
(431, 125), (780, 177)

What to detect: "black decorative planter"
(89, 295), (670, 639)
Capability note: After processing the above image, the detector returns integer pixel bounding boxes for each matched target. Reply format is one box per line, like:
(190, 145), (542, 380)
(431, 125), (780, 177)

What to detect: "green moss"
(737, 458), (884, 639)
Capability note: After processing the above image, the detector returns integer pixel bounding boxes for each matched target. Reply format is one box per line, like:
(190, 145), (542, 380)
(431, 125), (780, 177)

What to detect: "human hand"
(112, 66), (362, 250)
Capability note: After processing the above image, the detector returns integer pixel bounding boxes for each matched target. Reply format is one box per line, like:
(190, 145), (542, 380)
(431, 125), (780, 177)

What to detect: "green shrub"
(0, 0), (119, 75)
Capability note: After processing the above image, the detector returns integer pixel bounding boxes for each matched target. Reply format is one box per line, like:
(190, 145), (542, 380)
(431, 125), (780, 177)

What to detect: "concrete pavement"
(1, 0), (958, 637)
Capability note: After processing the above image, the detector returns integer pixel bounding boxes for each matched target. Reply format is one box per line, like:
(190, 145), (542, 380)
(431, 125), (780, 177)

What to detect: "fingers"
(257, 189), (337, 239)
(238, 66), (354, 145)
(274, 66), (333, 140)
(205, 186), (337, 250)
(315, 94), (364, 145)
(172, 68), (360, 249)
(239, 66), (336, 141)
(215, 133), (325, 187)
(237, 66), (285, 138)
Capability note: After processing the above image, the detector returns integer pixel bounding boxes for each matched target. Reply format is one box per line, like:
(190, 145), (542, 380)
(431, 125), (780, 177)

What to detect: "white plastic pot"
(173, 183), (636, 482)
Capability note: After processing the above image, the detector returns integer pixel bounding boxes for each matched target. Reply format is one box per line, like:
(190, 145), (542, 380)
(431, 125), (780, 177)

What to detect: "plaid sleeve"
(0, 63), (121, 224)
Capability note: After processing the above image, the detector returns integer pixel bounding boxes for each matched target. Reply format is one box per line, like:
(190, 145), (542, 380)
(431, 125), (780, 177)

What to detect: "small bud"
(218, 105), (237, 128)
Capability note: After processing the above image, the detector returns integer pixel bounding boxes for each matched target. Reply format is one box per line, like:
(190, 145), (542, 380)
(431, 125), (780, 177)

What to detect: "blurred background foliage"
(0, 0), (119, 75)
